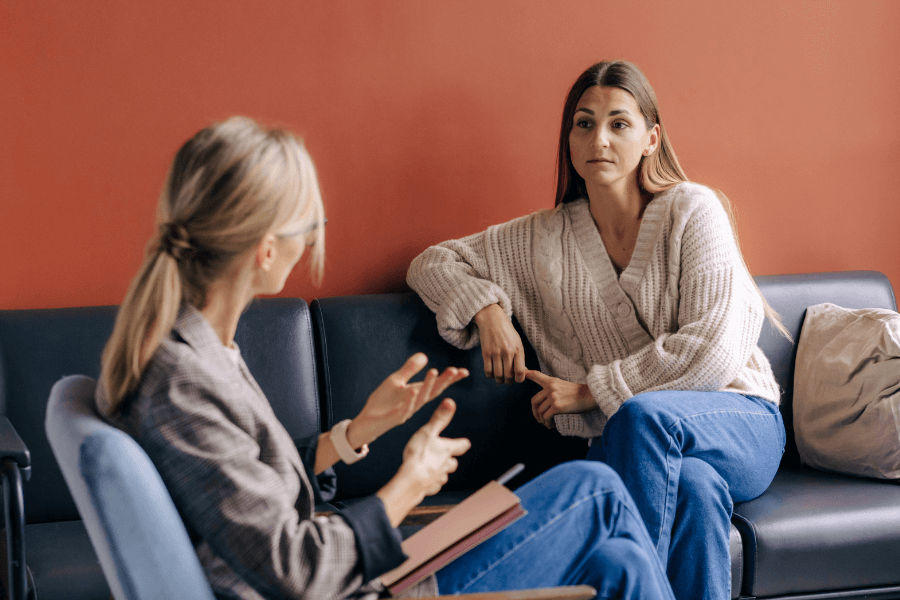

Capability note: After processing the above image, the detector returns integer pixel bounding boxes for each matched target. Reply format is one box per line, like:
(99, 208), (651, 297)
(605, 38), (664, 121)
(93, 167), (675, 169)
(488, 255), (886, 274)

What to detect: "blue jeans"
(435, 461), (675, 599)
(587, 391), (785, 600)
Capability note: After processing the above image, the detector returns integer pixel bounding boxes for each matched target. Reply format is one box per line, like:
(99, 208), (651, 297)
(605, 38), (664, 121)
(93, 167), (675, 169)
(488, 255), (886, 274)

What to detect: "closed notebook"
(380, 481), (526, 595)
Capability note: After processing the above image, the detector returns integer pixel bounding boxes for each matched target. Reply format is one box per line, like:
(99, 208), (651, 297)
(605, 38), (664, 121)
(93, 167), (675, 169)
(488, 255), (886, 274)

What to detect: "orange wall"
(3, 1), (899, 310)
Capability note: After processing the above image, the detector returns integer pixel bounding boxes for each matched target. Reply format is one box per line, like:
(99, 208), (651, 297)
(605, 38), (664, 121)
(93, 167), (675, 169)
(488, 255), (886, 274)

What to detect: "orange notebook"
(380, 481), (526, 596)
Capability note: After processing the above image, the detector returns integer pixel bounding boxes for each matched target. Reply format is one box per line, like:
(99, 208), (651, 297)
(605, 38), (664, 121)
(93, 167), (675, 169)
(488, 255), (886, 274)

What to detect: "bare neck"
(199, 267), (256, 348)
(586, 178), (647, 238)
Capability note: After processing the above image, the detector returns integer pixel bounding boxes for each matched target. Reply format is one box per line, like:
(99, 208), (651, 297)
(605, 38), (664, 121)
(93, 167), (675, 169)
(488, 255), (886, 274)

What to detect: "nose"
(590, 127), (609, 149)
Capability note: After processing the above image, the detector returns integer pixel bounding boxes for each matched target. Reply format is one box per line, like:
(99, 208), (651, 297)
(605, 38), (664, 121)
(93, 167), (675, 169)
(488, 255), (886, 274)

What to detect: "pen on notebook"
(496, 463), (525, 486)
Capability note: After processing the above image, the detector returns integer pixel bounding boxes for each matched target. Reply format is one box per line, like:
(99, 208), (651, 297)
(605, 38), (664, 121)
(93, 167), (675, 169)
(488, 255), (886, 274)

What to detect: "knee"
(534, 460), (627, 497)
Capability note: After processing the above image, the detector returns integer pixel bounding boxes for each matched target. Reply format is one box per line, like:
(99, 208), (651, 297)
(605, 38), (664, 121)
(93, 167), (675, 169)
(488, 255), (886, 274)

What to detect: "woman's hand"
(473, 304), (526, 384)
(348, 353), (468, 448)
(377, 399), (471, 526)
(525, 370), (595, 428)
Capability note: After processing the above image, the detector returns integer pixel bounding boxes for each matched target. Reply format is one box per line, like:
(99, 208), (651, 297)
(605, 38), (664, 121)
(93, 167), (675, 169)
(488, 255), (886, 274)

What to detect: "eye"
(574, 118), (593, 130)
(612, 120), (629, 130)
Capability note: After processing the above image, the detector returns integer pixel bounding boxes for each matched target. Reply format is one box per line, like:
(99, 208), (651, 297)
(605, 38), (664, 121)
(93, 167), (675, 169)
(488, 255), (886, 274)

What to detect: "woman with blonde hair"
(97, 116), (674, 599)
(407, 61), (787, 600)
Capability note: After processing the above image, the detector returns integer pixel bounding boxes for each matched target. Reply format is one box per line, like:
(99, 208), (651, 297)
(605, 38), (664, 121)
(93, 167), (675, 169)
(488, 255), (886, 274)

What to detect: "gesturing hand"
(353, 353), (468, 446)
(400, 399), (471, 497)
(473, 304), (527, 384)
(525, 370), (595, 429)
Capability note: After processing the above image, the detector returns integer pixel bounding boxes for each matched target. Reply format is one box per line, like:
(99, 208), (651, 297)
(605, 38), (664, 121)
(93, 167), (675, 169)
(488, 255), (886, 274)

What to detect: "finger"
(482, 352), (493, 380)
(443, 436), (472, 456)
(421, 398), (456, 436)
(530, 390), (547, 423)
(429, 367), (462, 400)
(413, 368), (438, 411)
(392, 352), (428, 384)
(491, 352), (504, 383)
(503, 350), (515, 384)
(445, 457), (459, 473)
(539, 398), (558, 427)
(499, 351), (511, 384)
(524, 369), (552, 387)
(513, 348), (527, 383)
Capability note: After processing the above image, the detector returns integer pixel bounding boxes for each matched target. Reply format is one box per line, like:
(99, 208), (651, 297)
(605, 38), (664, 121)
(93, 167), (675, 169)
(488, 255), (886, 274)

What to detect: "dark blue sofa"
(1, 271), (899, 599)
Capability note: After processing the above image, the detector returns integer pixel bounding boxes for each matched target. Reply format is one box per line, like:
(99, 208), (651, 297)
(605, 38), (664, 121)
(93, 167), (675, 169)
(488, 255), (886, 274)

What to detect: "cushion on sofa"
(755, 271), (898, 466)
(793, 303), (900, 479)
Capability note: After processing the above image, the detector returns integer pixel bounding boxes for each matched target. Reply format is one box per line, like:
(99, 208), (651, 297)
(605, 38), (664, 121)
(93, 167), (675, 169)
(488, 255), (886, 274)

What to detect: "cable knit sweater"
(407, 182), (780, 438)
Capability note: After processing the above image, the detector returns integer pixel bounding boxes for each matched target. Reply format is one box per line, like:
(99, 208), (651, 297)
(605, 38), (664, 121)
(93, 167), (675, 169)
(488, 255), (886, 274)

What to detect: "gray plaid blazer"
(113, 305), (437, 599)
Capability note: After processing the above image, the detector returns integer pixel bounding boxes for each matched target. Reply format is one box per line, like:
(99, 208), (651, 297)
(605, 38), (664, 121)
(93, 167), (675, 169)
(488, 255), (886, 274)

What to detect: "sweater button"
(616, 302), (631, 317)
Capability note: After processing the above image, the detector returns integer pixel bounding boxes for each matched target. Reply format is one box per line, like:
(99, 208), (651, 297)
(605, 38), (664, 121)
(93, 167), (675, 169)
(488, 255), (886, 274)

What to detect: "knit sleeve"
(585, 191), (765, 417)
(407, 214), (535, 349)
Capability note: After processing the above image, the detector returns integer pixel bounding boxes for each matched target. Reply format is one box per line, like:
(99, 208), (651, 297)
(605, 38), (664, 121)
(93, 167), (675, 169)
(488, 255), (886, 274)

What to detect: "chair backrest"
(44, 375), (214, 600)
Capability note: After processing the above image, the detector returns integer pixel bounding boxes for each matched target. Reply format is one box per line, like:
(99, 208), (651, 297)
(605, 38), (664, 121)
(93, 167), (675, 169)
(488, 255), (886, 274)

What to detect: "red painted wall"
(3, 1), (899, 309)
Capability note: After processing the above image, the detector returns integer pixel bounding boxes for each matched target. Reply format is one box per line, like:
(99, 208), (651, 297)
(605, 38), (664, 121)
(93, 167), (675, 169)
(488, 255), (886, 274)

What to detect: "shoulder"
(658, 181), (721, 215)
(656, 182), (731, 234)
(130, 336), (246, 430)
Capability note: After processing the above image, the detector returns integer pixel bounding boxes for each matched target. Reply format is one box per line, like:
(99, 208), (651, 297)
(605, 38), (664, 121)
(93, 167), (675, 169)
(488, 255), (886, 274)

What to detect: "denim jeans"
(435, 461), (675, 599)
(587, 391), (786, 600)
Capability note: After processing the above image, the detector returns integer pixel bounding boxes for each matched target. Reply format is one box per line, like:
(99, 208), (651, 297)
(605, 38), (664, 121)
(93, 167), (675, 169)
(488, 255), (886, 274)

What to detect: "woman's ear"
(255, 233), (277, 272)
(645, 123), (661, 155)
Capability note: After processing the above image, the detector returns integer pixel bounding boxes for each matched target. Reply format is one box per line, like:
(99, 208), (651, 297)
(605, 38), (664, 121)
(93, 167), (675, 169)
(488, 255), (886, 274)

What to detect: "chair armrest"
(0, 417), (30, 480)
(426, 585), (596, 599)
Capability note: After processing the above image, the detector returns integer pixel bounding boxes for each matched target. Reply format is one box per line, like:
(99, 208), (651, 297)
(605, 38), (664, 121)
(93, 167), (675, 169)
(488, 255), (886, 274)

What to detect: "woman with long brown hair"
(408, 61), (787, 600)
(97, 116), (673, 599)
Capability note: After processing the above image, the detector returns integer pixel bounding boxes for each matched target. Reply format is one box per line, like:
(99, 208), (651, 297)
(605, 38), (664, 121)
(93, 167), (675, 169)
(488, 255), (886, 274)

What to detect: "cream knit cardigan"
(407, 182), (780, 438)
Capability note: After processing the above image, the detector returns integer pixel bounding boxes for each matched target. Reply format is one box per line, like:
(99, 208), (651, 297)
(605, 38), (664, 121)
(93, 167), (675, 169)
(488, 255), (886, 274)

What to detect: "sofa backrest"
(0, 298), (319, 525)
(755, 271), (897, 463)
(311, 293), (587, 500)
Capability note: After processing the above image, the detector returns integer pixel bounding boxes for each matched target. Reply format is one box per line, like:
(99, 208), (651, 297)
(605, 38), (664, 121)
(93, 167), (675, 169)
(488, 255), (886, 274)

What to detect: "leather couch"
(1, 270), (898, 599)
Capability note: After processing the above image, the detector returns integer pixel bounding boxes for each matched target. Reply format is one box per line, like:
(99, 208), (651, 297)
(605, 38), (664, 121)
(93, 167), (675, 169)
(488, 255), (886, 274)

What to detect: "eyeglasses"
(276, 218), (328, 239)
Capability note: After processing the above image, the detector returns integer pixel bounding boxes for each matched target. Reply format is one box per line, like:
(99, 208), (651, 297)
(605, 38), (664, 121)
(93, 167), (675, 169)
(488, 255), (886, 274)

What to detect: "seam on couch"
(311, 302), (334, 430)
(298, 303), (322, 435)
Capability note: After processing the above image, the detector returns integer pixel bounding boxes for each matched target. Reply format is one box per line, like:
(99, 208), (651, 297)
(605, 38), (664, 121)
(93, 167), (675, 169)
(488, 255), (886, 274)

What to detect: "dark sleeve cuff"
(338, 495), (407, 582)
(294, 434), (337, 503)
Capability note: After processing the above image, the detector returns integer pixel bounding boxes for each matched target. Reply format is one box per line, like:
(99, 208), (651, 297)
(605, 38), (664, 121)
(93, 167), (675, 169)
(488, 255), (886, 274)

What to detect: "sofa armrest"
(426, 585), (596, 599)
(0, 417), (31, 480)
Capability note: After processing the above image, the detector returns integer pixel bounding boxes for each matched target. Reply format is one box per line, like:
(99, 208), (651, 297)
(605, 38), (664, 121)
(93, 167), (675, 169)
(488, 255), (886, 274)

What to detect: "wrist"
(474, 303), (502, 326)
(577, 383), (595, 411)
(346, 416), (379, 449)
(378, 470), (426, 527)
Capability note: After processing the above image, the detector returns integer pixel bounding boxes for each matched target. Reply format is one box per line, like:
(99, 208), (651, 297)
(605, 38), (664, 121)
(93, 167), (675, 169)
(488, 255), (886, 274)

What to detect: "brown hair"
(554, 61), (790, 340)
(97, 117), (325, 415)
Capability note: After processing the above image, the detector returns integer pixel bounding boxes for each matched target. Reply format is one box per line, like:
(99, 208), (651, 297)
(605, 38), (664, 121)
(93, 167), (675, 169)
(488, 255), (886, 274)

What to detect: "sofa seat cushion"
(27, 520), (109, 600)
(732, 465), (900, 597)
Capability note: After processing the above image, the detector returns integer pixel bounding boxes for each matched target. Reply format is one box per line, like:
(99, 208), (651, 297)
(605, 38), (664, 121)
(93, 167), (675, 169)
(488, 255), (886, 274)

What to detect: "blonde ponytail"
(97, 244), (182, 415)
(97, 117), (326, 415)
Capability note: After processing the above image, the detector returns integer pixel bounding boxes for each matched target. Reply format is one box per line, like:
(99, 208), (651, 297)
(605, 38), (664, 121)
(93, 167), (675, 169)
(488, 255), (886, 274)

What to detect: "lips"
(587, 158), (614, 164)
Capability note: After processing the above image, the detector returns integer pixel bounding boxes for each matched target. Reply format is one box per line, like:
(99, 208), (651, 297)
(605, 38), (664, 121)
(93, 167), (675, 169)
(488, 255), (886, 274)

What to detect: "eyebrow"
(574, 108), (632, 117)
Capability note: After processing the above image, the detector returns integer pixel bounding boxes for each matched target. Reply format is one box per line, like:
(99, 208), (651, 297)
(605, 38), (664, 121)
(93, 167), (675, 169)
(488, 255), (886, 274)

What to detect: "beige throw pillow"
(793, 302), (900, 479)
